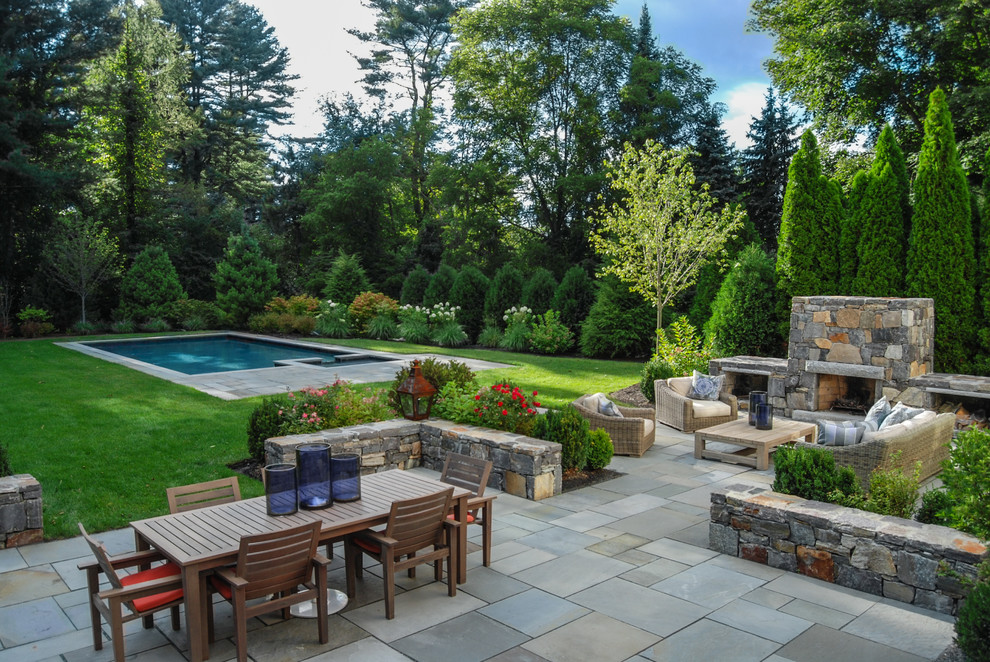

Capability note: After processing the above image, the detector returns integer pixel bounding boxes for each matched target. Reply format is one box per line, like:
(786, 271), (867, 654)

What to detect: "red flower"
(498, 401), (503, 407)
(534, 401), (541, 407)
(533, 390), (538, 396)
(475, 394), (481, 400)
(501, 409), (508, 415)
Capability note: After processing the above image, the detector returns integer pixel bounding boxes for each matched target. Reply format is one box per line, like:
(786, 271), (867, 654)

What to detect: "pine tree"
(852, 164), (906, 296)
(907, 88), (975, 372)
(741, 88), (799, 251)
(839, 170), (870, 292)
(120, 245), (186, 322)
(690, 104), (739, 206)
(777, 131), (842, 298)
(214, 233), (278, 326)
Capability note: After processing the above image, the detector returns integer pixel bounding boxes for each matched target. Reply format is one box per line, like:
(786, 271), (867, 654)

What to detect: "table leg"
(756, 443), (770, 471)
(693, 431), (705, 459)
(453, 494), (468, 584)
(183, 565), (208, 662)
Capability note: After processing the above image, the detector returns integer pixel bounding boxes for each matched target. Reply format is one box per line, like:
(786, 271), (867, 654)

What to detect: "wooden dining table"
(131, 469), (471, 662)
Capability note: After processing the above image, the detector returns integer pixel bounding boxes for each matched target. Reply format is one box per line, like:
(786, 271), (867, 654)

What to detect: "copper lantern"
(396, 359), (437, 420)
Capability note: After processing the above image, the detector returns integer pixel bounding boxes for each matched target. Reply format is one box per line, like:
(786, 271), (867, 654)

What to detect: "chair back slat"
(440, 454), (492, 498)
(236, 521), (321, 600)
(385, 488), (453, 558)
(78, 523), (125, 591)
(166, 477), (241, 513)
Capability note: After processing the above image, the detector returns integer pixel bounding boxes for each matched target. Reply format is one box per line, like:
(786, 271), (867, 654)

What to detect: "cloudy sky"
(247, 0), (776, 148)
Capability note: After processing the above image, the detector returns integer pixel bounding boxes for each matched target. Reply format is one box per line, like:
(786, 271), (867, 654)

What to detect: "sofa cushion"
(583, 393), (605, 412)
(864, 396), (891, 428)
(642, 419), (655, 437)
(599, 398), (623, 418)
(818, 420), (870, 446)
(878, 402), (926, 430)
(689, 371), (724, 400)
(668, 377), (693, 397)
(867, 409), (937, 442)
(691, 399), (732, 417)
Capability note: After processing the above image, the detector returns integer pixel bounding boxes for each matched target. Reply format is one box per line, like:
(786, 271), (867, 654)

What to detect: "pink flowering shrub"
(472, 382), (540, 435)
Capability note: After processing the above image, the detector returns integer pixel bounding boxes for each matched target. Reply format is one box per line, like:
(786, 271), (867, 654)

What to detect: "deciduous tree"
(590, 140), (745, 352)
(43, 212), (123, 324)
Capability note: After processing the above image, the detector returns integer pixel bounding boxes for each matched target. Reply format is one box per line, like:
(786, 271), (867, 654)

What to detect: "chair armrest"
(99, 574), (184, 602)
(466, 495), (495, 510)
(215, 567), (249, 589)
(311, 553), (331, 568)
(78, 548), (168, 572)
(617, 406), (655, 419)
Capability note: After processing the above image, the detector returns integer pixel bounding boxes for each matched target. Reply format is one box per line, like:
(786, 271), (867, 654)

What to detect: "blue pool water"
(86, 335), (388, 375)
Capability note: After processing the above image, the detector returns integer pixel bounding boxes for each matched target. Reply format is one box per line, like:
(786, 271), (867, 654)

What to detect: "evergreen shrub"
(449, 265), (490, 341)
(323, 252), (371, 305)
(247, 398), (282, 462)
(16, 306), (55, 337)
(916, 488), (952, 526)
(552, 266), (596, 331)
(586, 429), (614, 470)
(214, 235), (278, 326)
(388, 358), (476, 411)
(522, 268), (558, 315)
(939, 427), (990, 540)
(704, 244), (782, 356)
(579, 277), (654, 359)
(534, 407), (589, 471)
(164, 299), (221, 329)
(423, 264), (457, 307)
(120, 246), (186, 322)
(772, 445), (861, 503)
(484, 264), (524, 329)
(400, 265), (430, 305)
(955, 563), (990, 662)
(639, 356), (678, 403)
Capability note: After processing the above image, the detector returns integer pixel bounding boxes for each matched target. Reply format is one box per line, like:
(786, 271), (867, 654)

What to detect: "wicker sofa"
(654, 376), (738, 433)
(571, 395), (655, 457)
(794, 411), (954, 490)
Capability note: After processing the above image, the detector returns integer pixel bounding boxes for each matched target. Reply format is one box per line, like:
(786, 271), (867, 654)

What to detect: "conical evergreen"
(852, 164), (906, 296)
(776, 130), (842, 328)
(906, 88), (975, 372)
(981, 148), (990, 354)
(423, 264), (457, 307)
(871, 125), (911, 233)
(705, 244), (782, 357)
(484, 263), (524, 328)
(840, 170), (870, 292)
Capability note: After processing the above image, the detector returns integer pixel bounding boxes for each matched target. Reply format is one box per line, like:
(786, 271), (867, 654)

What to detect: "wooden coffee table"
(694, 418), (817, 470)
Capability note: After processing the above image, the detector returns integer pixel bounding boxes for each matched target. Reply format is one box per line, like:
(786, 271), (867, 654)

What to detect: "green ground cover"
(0, 336), (643, 539)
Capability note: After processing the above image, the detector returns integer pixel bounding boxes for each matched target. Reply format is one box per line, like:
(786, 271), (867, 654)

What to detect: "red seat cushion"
(354, 537), (381, 555)
(209, 574), (232, 600)
(120, 562), (183, 612)
(447, 512), (476, 524)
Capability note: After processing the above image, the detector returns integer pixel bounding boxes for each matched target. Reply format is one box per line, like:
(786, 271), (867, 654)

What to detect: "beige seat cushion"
(668, 377), (693, 397)
(642, 419), (655, 437)
(691, 399), (732, 418)
(865, 409), (937, 443)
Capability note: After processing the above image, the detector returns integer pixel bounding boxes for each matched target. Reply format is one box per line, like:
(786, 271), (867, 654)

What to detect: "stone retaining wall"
(0, 474), (43, 548)
(710, 486), (988, 615)
(265, 418), (562, 500)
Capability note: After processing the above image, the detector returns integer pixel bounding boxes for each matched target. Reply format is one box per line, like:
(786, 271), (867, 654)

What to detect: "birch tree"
(591, 140), (745, 351)
(43, 212), (123, 324)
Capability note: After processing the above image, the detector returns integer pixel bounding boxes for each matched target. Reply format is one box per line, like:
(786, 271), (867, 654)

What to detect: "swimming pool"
(80, 334), (391, 375)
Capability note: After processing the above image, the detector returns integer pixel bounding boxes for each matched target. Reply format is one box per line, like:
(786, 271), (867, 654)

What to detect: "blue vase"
(749, 391), (768, 426)
(756, 403), (774, 430)
(297, 443), (332, 509)
(331, 454), (361, 502)
(265, 463), (297, 516)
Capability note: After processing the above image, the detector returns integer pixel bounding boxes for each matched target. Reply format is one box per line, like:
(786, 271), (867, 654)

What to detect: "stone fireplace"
(711, 297), (935, 418)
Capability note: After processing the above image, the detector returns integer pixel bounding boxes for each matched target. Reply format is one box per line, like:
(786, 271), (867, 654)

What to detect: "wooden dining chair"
(440, 453), (495, 566)
(77, 523), (185, 662)
(166, 476), (241, 513)
(209, 521), (329, 662)
(345, 487), (459, 620)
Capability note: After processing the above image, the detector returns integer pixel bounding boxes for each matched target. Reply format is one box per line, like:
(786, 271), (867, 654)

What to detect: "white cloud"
(718, 81), (771, 151)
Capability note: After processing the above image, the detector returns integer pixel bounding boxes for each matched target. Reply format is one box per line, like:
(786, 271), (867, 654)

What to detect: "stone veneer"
(710, 486), (988, 615)
(0, 474), (43, 548)
(265, 418), (562, 500)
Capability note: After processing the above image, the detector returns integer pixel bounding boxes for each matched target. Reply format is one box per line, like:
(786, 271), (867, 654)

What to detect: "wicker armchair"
(655, 376), (737, 433)
(571, 395), (655, 457)
(794, 412), (954, 490)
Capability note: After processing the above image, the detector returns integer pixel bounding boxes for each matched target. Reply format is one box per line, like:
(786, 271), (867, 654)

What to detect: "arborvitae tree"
(400, 265), (430, 305)
(120, 245), (185, 321)
(484, 263), (524, 328)
(981, 148), (990, 355)
(839, 170), (870, 293)
(741, 87), (799, 251)
(214, 234), (278, 326)
(522, 268), (558, 315)
(449, 265), (490, 342)
(579, 276), (654, 359)
(907, 88), (975, 372)
(705, 245), (783, 357)
(852, 164), (906, 296)
(323, 252), (371, 305)
(552, 266), (596, 331)
(423, 264), (458, 307)
(776, 130), (842, 320)
(871, 125), (911, 234)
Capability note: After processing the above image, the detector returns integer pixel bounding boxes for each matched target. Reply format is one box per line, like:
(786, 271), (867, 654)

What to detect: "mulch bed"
(228, 458), (263, 482)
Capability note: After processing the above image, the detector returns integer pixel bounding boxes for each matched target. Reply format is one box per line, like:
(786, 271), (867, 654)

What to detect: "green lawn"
(0, 335), (644, 539)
